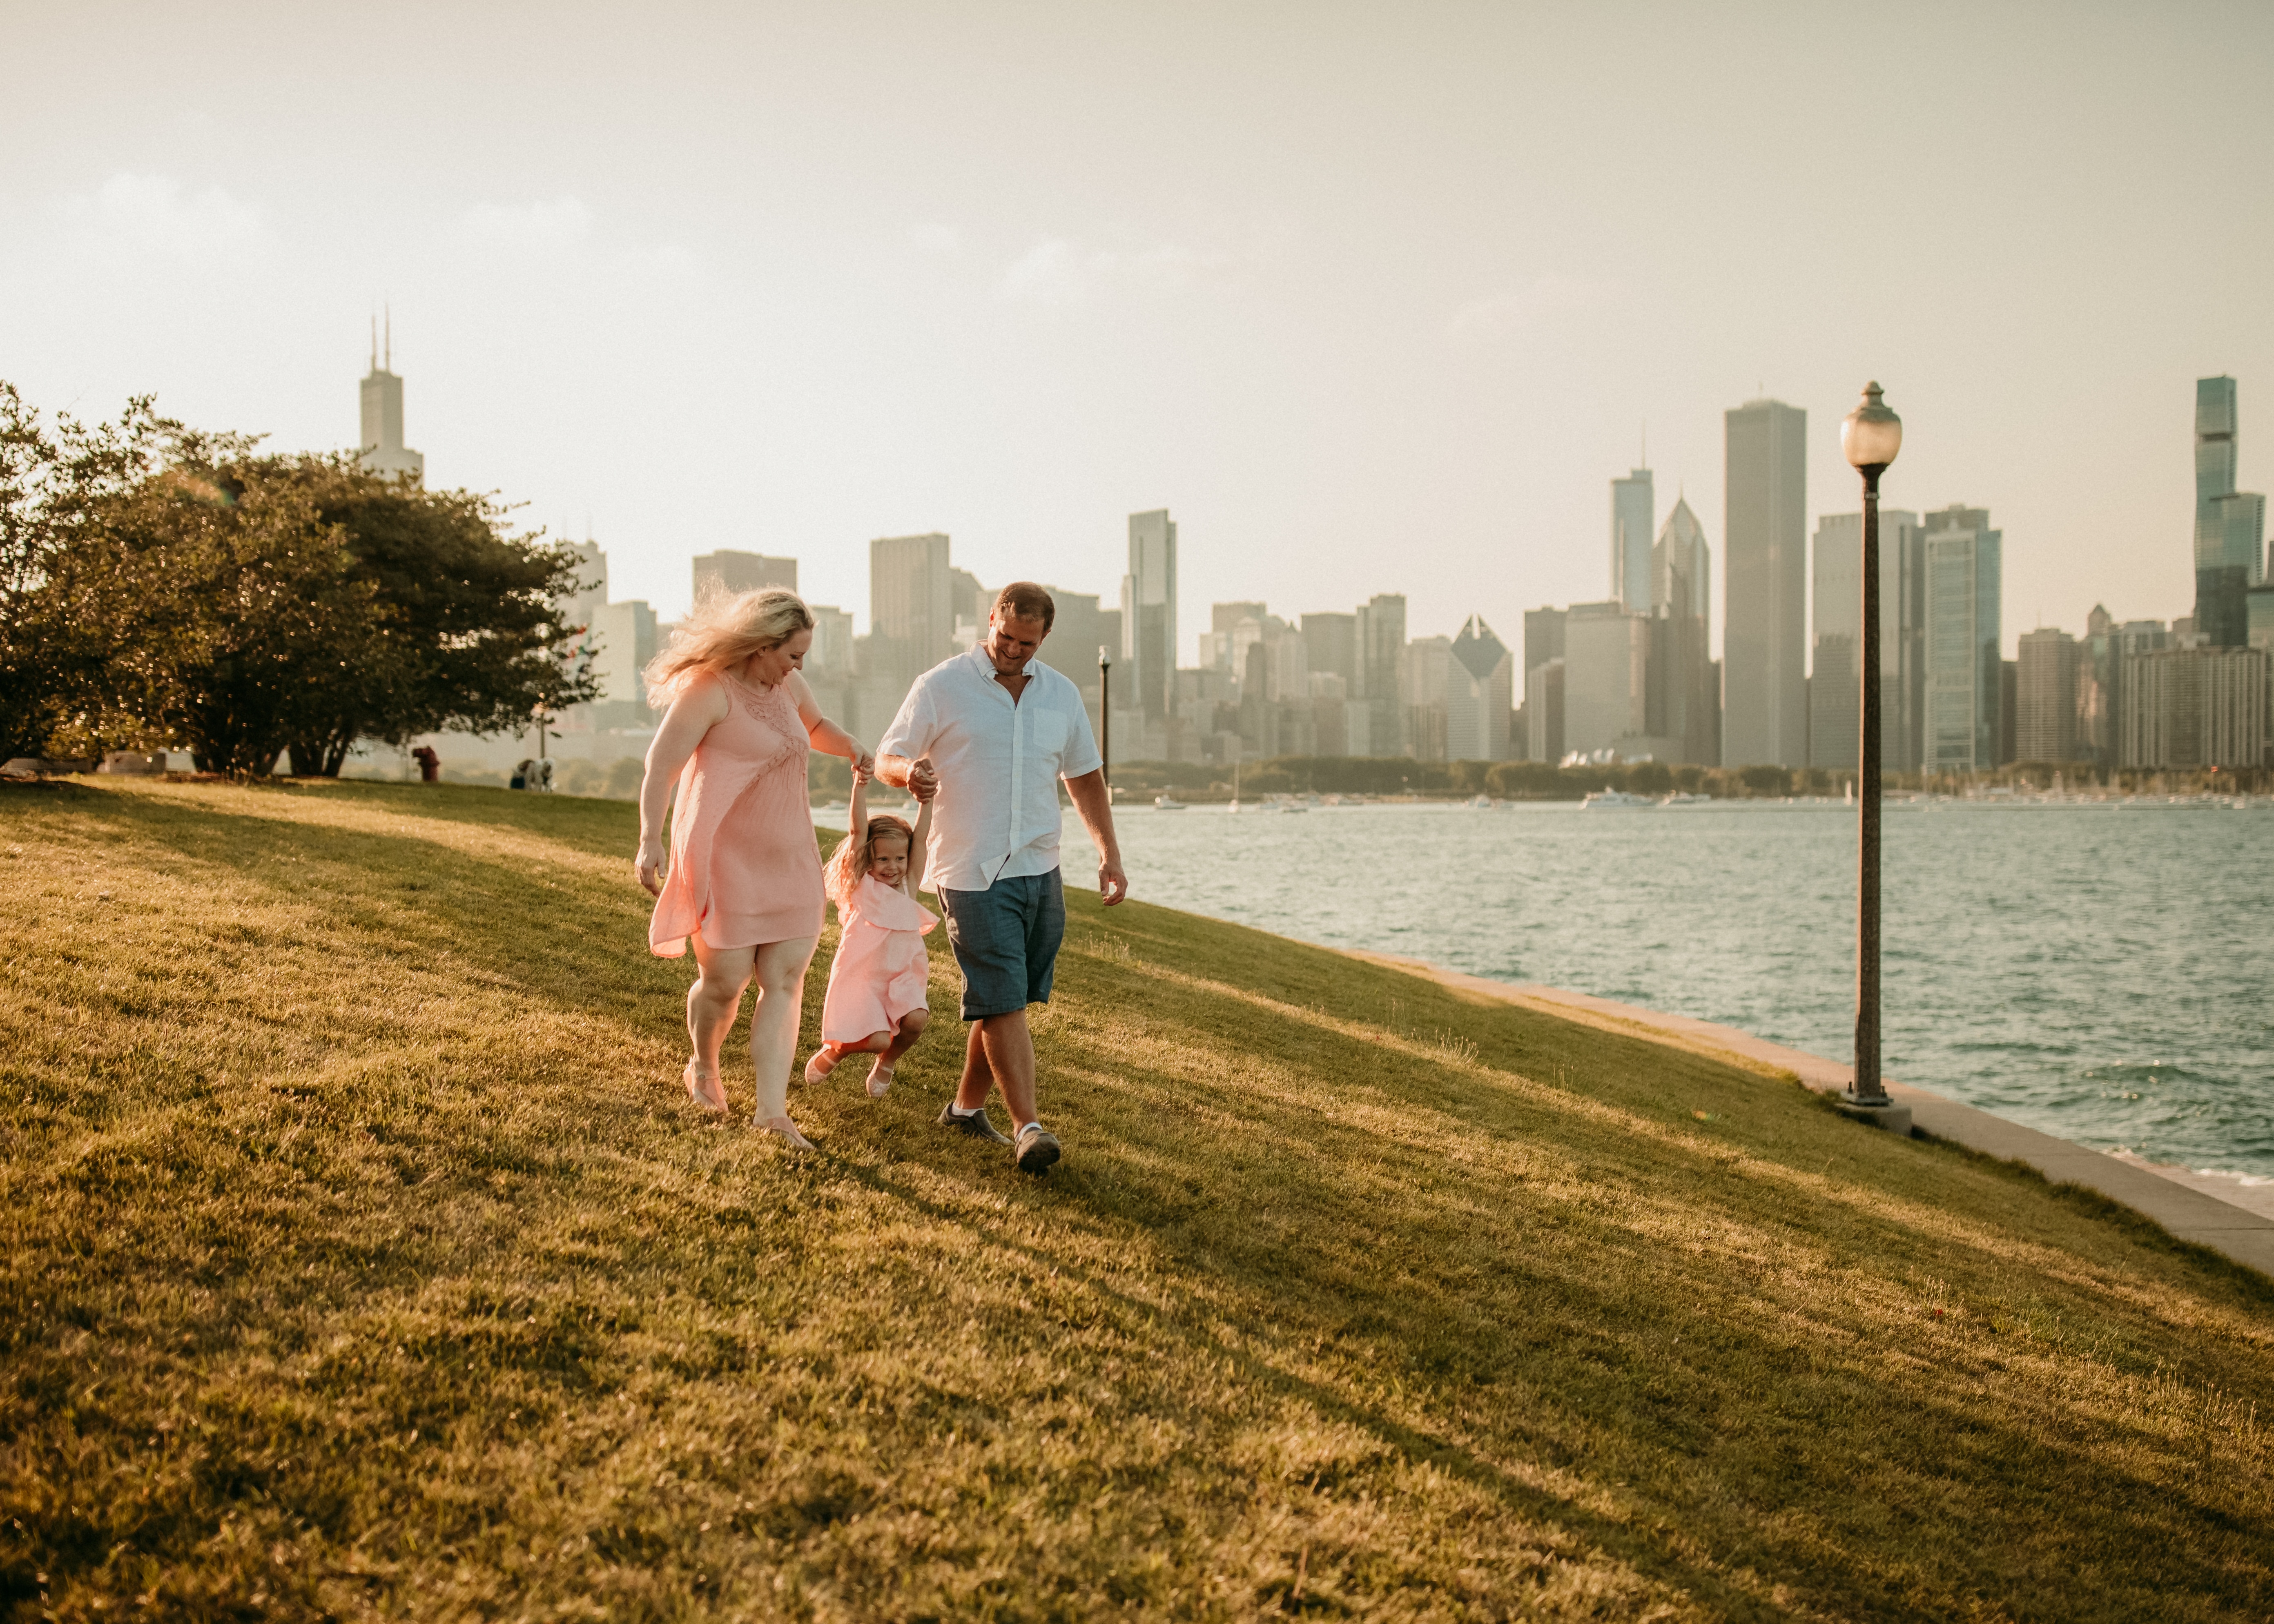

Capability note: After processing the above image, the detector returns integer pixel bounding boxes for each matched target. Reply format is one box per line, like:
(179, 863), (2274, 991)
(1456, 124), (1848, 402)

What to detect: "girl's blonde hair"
(824, 814), (918, 914)
(642, 586), (815, 706)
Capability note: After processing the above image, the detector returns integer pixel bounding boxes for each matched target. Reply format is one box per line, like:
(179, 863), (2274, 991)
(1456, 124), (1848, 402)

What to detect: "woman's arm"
(635, 676), (729, 896)
(907, 793), (934, 896)
(790, 671), (874, 777)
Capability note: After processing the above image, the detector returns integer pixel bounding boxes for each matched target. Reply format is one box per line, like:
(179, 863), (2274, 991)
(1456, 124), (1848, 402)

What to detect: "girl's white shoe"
(865, 1060), (894, 1098)
(803, 1048), (839, 1086)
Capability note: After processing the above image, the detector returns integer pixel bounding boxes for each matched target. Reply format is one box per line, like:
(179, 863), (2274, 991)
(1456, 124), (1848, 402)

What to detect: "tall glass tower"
(1723, 399), (1808, 767)
(1924, 506), (2002, 773)
(1121, 509), (1178, 722)
(2194, 376), (2263, 648)
(1611, 467), (1654, 614)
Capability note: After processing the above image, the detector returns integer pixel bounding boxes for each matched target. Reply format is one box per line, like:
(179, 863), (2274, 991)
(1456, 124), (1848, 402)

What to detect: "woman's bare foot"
(865, 1060), (894, 1098)
(683, 1061), (727, 1114)
(756, 1114), (816, 1150)
(803, 1046), (841, 1086)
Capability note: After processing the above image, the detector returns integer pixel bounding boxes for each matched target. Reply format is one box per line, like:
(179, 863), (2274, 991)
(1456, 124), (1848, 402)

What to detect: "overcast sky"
(5, 1), (2269, 665)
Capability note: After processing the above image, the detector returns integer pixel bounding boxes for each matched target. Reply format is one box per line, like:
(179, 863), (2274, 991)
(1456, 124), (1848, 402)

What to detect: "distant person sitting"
(511, 759), (533, 790)
(410, 746), (440, 783)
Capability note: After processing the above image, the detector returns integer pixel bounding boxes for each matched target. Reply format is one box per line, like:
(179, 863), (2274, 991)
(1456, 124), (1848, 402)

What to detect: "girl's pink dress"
(649, 672), (824, 956)
(820, 874), (937, 1041)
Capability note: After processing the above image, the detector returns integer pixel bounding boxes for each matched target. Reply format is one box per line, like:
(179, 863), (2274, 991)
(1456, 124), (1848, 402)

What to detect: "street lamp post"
(1098, 646), (1112, 799)
(1841, 381), (1902, 1109)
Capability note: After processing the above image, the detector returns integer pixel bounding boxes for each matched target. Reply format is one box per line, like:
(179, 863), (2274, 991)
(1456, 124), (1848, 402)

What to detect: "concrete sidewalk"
(1354, 951), (2274, 1280)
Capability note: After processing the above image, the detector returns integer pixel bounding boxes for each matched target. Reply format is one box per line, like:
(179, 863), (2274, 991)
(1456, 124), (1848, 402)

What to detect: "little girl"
(805, 766), (936, 1097)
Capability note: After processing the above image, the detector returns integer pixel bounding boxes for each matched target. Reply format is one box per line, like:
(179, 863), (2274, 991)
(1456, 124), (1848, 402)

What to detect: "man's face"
(985, 610), (1049, 676)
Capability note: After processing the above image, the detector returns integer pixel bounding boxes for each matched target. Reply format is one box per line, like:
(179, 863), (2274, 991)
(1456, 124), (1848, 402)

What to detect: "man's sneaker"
(937, 1101), (1012, 1145)
(1014, 1123), (1062, 1175)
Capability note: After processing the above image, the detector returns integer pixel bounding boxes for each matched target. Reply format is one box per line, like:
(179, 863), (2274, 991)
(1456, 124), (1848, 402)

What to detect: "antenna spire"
(384, 305), (392, 370)
(370, 313), (377, 370)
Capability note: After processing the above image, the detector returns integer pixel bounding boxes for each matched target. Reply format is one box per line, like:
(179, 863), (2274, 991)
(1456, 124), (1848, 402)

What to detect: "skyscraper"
(1447, 615), (1512, 761)
(1809, 507), (1921, 771)
(867, 532), (955, 721)
(1523, 606), (1567, 764)
(1562, 600), (1649, 759)
(1121, 510), (1177, 722)
(1300, 612), (1359, 693)
(2194, 376), (2265, 649)
(1723, 399), (1808, 766)
(2016, 627), (2082, 763)
(1923, 506), (2003, 774)
(1650, 497), (1715, 766)
(1356, 593), (1407, 756)
(357, 314), (424, 483)
(691, 551), (797, 602)
(1611, 466), (1654, 613)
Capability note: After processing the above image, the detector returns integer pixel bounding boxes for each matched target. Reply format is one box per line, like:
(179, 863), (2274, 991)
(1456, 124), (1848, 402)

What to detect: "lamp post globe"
(1842, 381), (1902, 473)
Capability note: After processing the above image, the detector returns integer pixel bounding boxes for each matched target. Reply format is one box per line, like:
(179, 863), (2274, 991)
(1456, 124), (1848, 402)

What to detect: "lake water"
(1008, 799), (2272, 1182)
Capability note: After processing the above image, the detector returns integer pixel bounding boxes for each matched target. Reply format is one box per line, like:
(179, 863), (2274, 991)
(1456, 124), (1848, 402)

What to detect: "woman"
(636, 588), (872, 1147)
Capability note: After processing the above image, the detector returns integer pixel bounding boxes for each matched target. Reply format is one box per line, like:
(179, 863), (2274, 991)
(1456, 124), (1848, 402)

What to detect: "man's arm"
(1062, 769), (1126, 905)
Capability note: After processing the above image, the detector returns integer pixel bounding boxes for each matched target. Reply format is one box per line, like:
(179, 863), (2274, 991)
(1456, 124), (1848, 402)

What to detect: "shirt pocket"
(1025, 706), (1069, 761)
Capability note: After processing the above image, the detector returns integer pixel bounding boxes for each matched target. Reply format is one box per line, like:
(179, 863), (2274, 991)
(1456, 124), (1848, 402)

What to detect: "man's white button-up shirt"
(878, 646), (1104, 893)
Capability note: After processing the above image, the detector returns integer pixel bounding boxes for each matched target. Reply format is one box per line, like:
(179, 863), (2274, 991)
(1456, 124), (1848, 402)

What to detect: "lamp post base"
(1835, 1093), (1915, 1137)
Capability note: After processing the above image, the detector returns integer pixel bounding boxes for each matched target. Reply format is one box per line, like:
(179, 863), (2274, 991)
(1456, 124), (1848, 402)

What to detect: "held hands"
(635, 839), (666, 898)
(850, 749), (876, 782)
(906, 756), (940, 802)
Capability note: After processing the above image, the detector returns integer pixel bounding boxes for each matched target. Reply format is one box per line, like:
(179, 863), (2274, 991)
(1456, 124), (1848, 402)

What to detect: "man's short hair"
(993, 582), (1056, 632)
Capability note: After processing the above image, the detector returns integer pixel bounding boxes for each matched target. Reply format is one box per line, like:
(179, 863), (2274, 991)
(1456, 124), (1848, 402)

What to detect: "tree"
(272, 458), (598, 775)
(55, 455), (388, 775)
(0, 385), (172, 760)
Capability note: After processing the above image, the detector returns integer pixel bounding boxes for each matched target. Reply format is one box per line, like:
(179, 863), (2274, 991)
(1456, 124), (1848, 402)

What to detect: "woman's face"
(746, 628), (813, 687)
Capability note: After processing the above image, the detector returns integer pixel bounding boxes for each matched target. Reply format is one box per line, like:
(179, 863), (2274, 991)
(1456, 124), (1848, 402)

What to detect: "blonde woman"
(637, 588), (872, 1146)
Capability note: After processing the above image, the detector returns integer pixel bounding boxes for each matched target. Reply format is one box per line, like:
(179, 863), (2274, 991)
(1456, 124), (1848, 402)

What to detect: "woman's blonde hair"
(824, 814), (918, 914)
(642, 587), (815, 706)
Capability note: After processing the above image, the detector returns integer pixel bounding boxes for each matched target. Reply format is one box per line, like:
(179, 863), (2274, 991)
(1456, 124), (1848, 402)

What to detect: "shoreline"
(1347, 949), (2274, 1277)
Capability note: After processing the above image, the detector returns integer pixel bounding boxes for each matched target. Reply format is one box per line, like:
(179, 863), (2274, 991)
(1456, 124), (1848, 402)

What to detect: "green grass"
(2, 778), (2270, 1622)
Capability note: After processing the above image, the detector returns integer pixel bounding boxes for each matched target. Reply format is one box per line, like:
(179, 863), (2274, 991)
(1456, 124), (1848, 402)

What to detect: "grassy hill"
(2, 777), (2269, 1622)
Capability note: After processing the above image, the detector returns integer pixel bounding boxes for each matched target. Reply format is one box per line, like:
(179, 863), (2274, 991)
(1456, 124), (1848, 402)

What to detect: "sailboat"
(1228, 757), (1244, 814)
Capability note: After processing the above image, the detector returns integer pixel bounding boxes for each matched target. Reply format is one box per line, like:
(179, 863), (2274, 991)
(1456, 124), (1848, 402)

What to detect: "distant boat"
(1280, 800), (1309, 814)
(1154, 794), (1187, 810)
(1581, 790), (1655, 810)
(1468, 794), (1493, 808)
(1661, 792), (1711, 806)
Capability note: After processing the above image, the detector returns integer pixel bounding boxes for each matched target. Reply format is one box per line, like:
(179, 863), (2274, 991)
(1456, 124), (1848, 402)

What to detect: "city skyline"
(4, 5), (2268, 659)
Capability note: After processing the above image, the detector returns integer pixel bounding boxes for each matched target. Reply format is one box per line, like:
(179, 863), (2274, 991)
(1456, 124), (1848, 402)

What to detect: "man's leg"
(976, 1010), (1038, 1129)
(955, 1017), (995, 1111)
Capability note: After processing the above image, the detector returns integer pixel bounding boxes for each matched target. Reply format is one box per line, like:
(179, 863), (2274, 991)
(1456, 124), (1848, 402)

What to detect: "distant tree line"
(0, 382), (596, 776)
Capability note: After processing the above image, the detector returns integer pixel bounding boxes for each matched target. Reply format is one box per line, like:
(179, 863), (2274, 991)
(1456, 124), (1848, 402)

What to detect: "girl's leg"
(881, 1009), (929, 1065)
(865, 1011), (926, 1098)
(748, 935), (820, 1124)
(687, 933), (756, 1109)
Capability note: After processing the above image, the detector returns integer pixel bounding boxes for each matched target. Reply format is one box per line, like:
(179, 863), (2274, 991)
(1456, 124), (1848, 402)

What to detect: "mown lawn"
(1, 777), (2268, 1622)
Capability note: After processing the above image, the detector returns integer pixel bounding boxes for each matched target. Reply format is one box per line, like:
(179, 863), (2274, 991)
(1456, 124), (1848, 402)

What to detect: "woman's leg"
(687, 933), (756, 1108)
(748, 935), (820, 1122)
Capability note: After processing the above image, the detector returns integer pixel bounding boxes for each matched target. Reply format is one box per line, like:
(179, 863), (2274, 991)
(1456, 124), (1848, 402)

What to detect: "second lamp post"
(1840, 381), (1902, 1108)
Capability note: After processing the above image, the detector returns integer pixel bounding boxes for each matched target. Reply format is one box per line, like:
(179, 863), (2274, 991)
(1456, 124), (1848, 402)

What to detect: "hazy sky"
(6, 2), (2270, 666)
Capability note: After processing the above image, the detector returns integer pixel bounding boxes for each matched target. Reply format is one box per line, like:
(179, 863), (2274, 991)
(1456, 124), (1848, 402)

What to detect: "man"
(876, 582), (1127, 1173)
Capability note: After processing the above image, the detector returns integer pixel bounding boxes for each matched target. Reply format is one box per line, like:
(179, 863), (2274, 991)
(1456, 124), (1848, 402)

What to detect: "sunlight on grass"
(2, 778), (2270, 1619)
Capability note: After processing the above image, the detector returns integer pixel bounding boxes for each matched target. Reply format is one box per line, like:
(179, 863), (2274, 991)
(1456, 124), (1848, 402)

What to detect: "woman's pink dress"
(649, 672), (824, 956)
(820, 874), (937, 1041)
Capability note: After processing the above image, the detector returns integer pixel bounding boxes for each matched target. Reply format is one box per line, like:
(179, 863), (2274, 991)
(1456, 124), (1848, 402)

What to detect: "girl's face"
(868, 831), (910, 888)
(746, 628), (813, 688)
